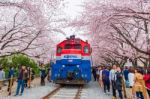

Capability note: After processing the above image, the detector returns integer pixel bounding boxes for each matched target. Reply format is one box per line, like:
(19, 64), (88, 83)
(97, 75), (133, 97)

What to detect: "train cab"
(51, 35), (92, 84)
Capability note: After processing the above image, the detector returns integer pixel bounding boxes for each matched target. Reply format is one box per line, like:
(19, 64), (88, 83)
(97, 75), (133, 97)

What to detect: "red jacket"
(143, 74), (150, 89)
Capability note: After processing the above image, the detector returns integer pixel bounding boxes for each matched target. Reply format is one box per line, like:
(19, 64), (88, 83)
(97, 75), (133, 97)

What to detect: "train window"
(74, 44), (81, 49)
(84, 46), (89, 54)
(57, 47), (62, 54)
(64, 44), (72, 49)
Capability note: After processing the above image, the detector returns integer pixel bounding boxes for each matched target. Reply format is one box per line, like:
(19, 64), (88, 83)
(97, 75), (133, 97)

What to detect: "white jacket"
(109, 69), (116, 81)
(0, 70), (5, 80)
(128, 73), (134, 87)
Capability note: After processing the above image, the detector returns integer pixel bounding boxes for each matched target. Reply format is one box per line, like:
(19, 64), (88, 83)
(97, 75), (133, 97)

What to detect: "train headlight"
(77, 65), (79, 68)
(82, 74), (84, 78)
(55, 74), (57, 77)
(62, 65), (65, 68)
(85, 74), (87, 77)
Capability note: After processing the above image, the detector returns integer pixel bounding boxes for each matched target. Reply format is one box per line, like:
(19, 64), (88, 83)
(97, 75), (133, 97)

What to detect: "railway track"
(42, 85), (84, 99)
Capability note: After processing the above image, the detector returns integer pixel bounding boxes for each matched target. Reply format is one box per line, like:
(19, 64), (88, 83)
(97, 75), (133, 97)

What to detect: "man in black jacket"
(92, 67), (97, 81)
(15, 66), (27, 96)
(115, 67), (123, 99)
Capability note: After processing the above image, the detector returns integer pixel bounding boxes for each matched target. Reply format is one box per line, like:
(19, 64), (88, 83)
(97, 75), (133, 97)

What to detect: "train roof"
(57, 35), (89, 47)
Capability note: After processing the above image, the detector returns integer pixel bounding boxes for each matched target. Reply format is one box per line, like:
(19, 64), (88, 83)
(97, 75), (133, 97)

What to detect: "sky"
(62, 0), (89, 41)
(64, 0), (84, 19)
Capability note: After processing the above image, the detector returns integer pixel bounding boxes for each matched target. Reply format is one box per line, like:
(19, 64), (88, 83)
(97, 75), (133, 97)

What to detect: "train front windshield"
(64, 44), (81, 49)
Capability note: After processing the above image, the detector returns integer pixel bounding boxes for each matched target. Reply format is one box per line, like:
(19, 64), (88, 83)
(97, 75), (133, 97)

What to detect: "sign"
(64, 55), (77, 59)
(61, 54), (81, 59)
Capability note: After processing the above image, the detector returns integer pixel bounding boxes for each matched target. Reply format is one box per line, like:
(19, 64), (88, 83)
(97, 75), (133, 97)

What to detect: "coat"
(18, 70), (27, 80)
(133, 73), (143, 92)
(123, 69), (129, 81)
(40, 68), (46, 79)
(102, 69), (110, 84)
(143, 74), (150, 89)
(115, 71), (123, 90)
(8, 69), (14, 78)
(0, 70), (5, 88)
(0, 70), (5, 80)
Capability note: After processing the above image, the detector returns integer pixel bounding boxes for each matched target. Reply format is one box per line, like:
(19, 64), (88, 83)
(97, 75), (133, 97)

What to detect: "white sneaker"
(107, 92), (110, 94)
(104, 92), (106, 95)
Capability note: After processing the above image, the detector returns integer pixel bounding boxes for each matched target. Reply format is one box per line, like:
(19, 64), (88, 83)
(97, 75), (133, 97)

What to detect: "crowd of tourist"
(92, 65), (150, 99)
(1, 63), (150, 98)
(0, 65), (51, 96)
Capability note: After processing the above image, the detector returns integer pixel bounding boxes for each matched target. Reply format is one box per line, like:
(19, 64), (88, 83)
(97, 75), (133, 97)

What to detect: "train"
(51, 35), (92, 84)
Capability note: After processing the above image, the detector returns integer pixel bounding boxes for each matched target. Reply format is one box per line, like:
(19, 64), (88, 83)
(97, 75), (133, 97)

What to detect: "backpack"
(102, 70), (108, 80)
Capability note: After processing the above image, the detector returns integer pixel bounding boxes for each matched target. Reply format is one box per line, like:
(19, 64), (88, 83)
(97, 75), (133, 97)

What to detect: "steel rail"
(42, 85), (63, 99)
(74, 85), (83, 99)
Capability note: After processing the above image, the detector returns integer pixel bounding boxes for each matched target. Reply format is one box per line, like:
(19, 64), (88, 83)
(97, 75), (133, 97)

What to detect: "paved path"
(0, 77), (42, 97)
(0, 81), (112, 99)
(1, 83), (58, 99)
(81, 81), (111, 99)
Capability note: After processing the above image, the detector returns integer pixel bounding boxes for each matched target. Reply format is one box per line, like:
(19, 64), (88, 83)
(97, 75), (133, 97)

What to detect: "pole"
(122, 78), (127, 98)
(28, 69), (31, 88)
(8, 76), (13, 95)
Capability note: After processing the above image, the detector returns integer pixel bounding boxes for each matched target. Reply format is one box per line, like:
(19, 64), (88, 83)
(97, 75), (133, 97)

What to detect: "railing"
(0, 77), (16, 95)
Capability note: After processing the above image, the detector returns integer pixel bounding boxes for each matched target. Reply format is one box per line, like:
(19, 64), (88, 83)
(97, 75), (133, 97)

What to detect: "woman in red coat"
(143, 68), (150, 98)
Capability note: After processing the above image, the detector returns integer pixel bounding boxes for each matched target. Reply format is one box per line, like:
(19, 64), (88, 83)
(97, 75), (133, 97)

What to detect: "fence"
(0, 75), (40, 96)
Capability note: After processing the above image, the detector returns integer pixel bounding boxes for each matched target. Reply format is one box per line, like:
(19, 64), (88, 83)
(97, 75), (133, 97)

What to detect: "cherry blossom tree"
(72, 0), (150, 67)
(0, 0), (66, 63)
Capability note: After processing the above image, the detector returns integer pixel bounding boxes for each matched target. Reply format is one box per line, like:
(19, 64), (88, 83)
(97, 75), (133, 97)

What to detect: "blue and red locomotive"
(51, 35), (92, 84)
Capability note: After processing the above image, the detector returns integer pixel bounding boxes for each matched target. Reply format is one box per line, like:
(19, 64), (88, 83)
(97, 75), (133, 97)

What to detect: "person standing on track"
(27, 67), (34, 88)
(102, 66), (110, 94)
(25, 67), (30, 88)
(99, 66), (103, 87)
(7, 67), (15, 92)
(0, 67), (5, 90)
(128, 67), (135, 98)
(47, 68), (51, 82)
(96, 67), (100, 81)
(133, 67), (146, 99)
(15, 66), (27, 96)
(128, 67), (135, 88)
(123, 66), (129, 88)
(40, 64), (47, 86)
(143, 68), (150, 98)
(92, 67), (97, 81)
(115, 67), (123, 99)
(109, 65), (117, 99)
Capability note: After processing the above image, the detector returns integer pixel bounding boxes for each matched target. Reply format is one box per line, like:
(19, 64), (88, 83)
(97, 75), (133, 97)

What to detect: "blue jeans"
(117, 90), (123, 99)
(147, 89), (150, 98)
(15, 80), (25, 95)
(136, 91), (144, 99)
